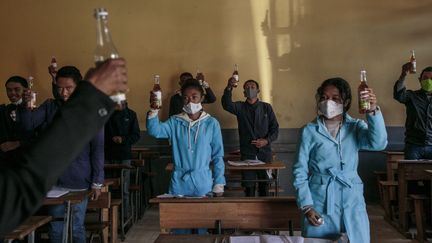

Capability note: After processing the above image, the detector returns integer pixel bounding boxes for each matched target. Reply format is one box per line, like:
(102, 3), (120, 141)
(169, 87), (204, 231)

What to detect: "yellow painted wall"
(1, 0), (431, 128)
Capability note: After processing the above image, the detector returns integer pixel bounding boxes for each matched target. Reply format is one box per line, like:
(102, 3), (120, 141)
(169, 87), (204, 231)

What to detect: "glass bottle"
(358, 70), (370, 114)
(151, 75), (162, 109)
(409, 50), (416, 74)
(196, 69), (203, 85)
(232, 64), (239, 87)
(27, 76), (36, 110)
(94, 8), (125, 103)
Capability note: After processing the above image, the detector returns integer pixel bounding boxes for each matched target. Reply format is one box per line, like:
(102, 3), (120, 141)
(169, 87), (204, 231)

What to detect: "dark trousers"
(405, 144), (432, 160)
(242, 170), (269, 197)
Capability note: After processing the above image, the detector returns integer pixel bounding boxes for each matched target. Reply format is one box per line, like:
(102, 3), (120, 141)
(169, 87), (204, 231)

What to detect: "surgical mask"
(183, 102), (202, 115)
(318, 100), (344, 119)
(421, 79), (432, 92)
(244, 88), (258, 99)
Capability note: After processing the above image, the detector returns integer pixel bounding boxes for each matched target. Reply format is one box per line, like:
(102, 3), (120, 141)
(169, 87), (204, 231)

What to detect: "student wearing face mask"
(147, 79), (225, 197)
(222, 78), (279, 197)
(168, 72), (217, 117)
(0, 76), (29, 163)
(292, 78), (387, 243)
(394, 64), (432, 159)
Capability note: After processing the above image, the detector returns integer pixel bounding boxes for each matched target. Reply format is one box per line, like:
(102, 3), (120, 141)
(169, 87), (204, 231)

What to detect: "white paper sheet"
(46, 189), (69, 198)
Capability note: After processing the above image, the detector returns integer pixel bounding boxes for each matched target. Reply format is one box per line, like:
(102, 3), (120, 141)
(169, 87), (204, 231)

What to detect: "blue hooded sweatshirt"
(147, 111), (225, 196)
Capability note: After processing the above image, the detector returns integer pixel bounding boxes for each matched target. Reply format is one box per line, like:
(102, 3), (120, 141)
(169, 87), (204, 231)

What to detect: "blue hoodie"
(147, 111), (225, 196)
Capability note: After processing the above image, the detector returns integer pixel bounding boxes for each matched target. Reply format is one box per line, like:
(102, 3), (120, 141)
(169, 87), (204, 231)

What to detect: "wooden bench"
(4, 215), (52, 243)
(86, 192), (111, 243)
(379, 180), (398, 223)
(397, 160), (432, 233)
(150, 197), (301, 234)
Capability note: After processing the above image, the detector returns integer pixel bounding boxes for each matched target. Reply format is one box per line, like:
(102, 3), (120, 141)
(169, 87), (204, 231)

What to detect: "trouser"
(242, 170), (269, 197)
(48, 197), (89, 243)
(405, 143), (432, 160)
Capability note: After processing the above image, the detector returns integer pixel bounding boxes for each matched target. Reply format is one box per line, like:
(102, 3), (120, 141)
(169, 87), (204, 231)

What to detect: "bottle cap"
(94, 8), (108, 17)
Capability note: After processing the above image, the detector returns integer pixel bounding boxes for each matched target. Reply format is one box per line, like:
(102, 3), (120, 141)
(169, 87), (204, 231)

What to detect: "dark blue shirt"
(20, 98), (104, 189)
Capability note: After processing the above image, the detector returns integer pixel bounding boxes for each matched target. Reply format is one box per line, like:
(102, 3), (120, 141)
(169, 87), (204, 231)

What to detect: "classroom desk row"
(165, 161), (286, 196)
(379, 151), (432, 240)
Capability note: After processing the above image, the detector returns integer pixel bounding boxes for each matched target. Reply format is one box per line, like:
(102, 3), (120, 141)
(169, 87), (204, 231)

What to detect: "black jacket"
(169, 87), (217, 117)
(394, 77), (432, 145)
(0, 103), (30, 162)
(104, 106), (140, 160)
(222, 87), (279, 162)
(0, 81), (115, 237)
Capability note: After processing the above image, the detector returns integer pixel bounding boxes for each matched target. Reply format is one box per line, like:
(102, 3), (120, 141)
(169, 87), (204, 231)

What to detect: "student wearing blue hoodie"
(293, 78), (387, 243)
(20, 66), (104, 243)
(147, 79), (225, 198)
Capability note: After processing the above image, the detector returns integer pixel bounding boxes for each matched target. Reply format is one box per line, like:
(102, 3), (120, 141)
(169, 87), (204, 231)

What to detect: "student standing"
(222, 78), (279, 196)
(293, 78), (387, 243)
(21, 66), (104, 243)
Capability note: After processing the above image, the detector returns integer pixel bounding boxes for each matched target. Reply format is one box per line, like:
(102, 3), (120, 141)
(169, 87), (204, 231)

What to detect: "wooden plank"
(43, 191), (91, 205)
(153, 197), (300, 231)
(4, 216), (52, 240)
(397, 160), (432, 232)
(165, 161), (286, 172)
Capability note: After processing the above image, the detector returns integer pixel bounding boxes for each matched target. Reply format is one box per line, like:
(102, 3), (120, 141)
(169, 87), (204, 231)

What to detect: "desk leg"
(27, 231), (35, 243)
(275, 169), (280, 197)
(62, 200), (71, 243)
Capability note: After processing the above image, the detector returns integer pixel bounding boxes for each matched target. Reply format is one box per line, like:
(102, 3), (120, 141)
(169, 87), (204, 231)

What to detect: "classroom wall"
(1, 0), (432, 128)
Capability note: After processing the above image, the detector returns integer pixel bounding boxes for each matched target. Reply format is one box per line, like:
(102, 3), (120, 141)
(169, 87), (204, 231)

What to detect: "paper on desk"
(230, 235), (302, 243)
(156, 193), (206, 199)
(46, 189), (69, 198)
(230, 235), (334, 243)
(227, 160), (265, 166)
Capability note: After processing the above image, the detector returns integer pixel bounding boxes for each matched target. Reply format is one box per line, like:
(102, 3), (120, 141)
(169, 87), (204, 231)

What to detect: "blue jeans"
(405, 144), (432, 159)
(48, 197), (88, 243)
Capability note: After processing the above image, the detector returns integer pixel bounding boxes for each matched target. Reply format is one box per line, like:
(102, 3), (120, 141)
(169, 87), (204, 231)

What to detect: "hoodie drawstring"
(187, 119), (201, 150)
(194, 119), (201, 145)
(188, 123), (192, 150)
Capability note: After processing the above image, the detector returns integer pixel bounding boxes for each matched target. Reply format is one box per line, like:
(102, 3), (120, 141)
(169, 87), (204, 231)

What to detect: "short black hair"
(243, 79), (260, 89)
(5, 76), (29, 88)
(420, 66), (432, 79)
(181, 79), (204, 96)
(55, 66), (82, 84)
(179, 72), (193, 82)
(316, 77), (352, 112)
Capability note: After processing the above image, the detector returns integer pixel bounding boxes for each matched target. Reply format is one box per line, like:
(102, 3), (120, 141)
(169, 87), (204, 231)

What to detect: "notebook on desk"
(46, 189), (69, 198)
(227, 160), (266, 166)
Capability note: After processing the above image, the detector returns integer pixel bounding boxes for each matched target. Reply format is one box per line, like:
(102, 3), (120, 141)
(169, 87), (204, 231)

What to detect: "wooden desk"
(104, 163), (135, 240)
(131, 146), (160, 160)
(150, 197), (300, 234)
(4, 216), (52, 243)
(154, 235), (340, 243)
(426, 169), (432, 230)
(44, 191), (91, 243)
(397, 160), (432, 232)
(165, 161), (286, 196)
(382, 151), (404, 181)
(154, 235), (222, 243)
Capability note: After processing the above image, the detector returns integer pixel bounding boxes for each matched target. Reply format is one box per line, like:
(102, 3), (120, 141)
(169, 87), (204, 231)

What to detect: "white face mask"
(183, 102), (202, 115)
(318, 100), (343, 119)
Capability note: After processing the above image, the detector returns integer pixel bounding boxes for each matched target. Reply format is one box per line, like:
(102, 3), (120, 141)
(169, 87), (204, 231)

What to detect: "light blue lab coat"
(147, 112), (225, 196)
(293, 112), (387, 243)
